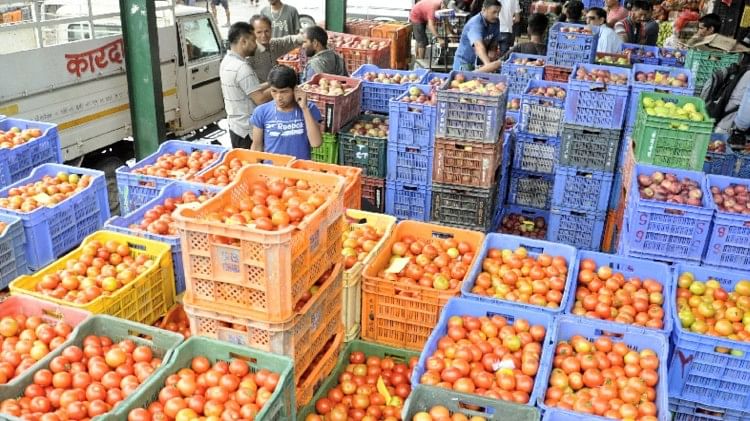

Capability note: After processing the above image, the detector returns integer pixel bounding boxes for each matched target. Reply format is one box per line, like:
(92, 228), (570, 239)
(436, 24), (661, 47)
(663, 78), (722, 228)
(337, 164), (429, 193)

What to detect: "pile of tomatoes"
(378, 235), (475, 291)
(155, 305), (191, 339)
(34, 239), (155, 304)
(342, 220), (386, 270)
(571, 258), (665, 329)
(200, 178), (327, 233)
(304, 351), (418, 421)
(543, 335), (661, 420)
(127, 357), (280, 421)
(0, 335), (162, 420)
(467, 247), (569, 309)
(0, 316), (75, 384)
(0, 172), (93, 213)
(418, 314), (546, 405)
(132, 149), (220, 180)
(0, 126), (44, 149)
(676, 271), (750, 343)
(129, 190), (215, 236)
(190, 157), (258, 186)
(411, 406), (487, 421)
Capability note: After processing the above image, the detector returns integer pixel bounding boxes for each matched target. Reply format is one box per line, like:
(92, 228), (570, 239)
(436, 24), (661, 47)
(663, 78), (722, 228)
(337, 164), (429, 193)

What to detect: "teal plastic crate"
(403, 385), (541, 420)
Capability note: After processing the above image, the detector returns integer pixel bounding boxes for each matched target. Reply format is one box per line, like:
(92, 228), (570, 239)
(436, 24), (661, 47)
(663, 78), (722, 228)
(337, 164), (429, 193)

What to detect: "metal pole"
(119, 0), (166, 159)
(325, 0), (346, 32)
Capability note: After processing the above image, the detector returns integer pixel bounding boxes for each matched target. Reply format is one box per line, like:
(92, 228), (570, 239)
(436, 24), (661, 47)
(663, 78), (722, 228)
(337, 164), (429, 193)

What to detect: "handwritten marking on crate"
(217, 246), (240, 274)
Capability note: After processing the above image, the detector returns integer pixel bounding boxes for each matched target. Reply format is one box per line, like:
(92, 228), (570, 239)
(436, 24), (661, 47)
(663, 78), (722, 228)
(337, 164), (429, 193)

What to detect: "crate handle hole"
(593, 329), (624, 339)
(228, 352), (258, 365)
(127, 329), (155, 344)
(664, 208), (685, 216)
(518, 243), (544, 254)
(41, 308), (65, 320)
(431, 231), (455, 239)
(487, 311), (514, 322)
(456, 400), (492, 414)
(694, 405), (726, 417)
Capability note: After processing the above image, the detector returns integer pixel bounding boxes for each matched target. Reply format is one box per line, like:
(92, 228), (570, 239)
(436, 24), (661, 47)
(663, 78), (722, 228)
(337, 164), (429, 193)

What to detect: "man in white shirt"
(219, 22), (272, 148)
(587, 7), (622, 54)
(497, 0), (521, 55)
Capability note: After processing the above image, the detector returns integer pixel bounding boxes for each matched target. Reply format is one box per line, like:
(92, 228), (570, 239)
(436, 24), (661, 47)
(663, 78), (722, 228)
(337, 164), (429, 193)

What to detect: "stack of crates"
(549, 63), (629, 250)
(338, 113), (389, 212)
(385, 81), (436, 221)
(501, 78), (567, 238)
(172, 164), (348, 409)
(299, 73), (363, 164)
(624, 63), (694, 133)
(545, 22), (599, 83)
(429, 71), (508, 230)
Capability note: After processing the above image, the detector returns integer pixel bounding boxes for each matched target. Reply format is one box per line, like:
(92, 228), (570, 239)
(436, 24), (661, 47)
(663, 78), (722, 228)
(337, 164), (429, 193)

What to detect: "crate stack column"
(428, 71), (509, 230)
(548, 63), (631, 251)
(544, 23), (600, 83)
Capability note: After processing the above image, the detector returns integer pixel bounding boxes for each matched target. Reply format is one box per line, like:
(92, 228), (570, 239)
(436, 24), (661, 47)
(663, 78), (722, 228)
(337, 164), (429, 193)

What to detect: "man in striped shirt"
(220, 22), (272, 148)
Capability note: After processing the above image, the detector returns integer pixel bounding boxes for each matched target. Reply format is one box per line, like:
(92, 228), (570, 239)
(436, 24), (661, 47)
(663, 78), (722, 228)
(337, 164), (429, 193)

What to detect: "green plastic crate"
(312, 132), (339, 164)
(633, 91), (714, 170)
(685, 49), (741, 94)
(0, 315), (184, 421)
(402, 385), (541, 420)
(338, 114), (388, 178)
(111, 336), (295, 420)
(296, 339), (420, 419)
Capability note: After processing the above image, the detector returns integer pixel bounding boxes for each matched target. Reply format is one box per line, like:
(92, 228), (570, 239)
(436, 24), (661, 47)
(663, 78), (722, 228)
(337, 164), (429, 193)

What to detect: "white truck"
(0, 0), (226, 211)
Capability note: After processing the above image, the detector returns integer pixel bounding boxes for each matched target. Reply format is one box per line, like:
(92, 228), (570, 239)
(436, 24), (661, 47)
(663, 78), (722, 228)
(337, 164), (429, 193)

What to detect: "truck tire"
(92, 156), (125, 216)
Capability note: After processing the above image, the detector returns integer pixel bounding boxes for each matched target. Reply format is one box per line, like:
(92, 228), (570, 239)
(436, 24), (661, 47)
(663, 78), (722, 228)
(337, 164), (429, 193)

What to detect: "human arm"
(298, 91), (322, 147)
(475, 59), (502, 73)
(291, 9), (301, 34)
(251, 126), (264, 151)
(249, 84), (272, 105)
(513, 0), (521, 23)
(238, 65), (273, 105)
(270, 34), (304, 60)
(614, 21), (628, 42)
(734, 78), (750, 131)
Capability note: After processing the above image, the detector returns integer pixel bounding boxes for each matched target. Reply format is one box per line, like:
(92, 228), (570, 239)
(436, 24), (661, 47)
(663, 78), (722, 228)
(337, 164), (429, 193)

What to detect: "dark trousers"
(229, 130), (252, 149)
(498, 32), (515, 56)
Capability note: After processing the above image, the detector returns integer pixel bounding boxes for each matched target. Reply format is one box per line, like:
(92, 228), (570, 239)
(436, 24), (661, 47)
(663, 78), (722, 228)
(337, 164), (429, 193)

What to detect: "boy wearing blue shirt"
(453, 0), (502, 71)
(251, 65), (323, 159)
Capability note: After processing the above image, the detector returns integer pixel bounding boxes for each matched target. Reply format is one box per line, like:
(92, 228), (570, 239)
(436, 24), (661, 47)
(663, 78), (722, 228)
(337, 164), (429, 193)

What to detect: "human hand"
(295, 88), (307, 108)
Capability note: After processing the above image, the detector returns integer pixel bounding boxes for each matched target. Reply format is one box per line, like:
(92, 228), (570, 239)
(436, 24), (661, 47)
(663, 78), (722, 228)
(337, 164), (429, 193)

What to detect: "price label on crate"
(218, 329), (247, 346)
(216, 246), (240, 276)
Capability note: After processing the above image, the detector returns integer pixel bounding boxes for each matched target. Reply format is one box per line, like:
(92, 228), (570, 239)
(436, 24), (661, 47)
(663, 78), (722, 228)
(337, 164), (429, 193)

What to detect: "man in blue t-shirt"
(251, 65), (322, 159)
(453, 0), (502, 71)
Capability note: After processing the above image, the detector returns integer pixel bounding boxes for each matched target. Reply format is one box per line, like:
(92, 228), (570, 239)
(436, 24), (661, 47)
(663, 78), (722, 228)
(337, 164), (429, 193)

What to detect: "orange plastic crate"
(173, 165), (346, 322)
(360, 221), (485, 351)
(189, 148), (295, 186)
(345, 19), (379, 36)
(287, 159), (362, 210)
(372, 22), (413, 70)
(300, 73), (362, 133)
(340, 41), (391, 75)
(184, 262), (343, 383)
(296, 329), (344, 408)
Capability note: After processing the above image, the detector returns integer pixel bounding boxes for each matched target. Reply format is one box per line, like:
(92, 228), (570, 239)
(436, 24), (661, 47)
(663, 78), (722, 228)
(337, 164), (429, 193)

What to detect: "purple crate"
(520, 80), (567, 137)
(508, 169), (554, 210)
(702, 174), (750, 270)
(388, 84), (436, 148)
(621, 43), (659, 64)
(386, 143), (434, 185)
(513, 131), (560, 175)
(502, 53), (546, 96)
(548, 207), (606, 250)
(384, 181), (432, 221)
(551, 166), (613, 212)
(624, 163), (712, 262)
(564, 63), (630, 130)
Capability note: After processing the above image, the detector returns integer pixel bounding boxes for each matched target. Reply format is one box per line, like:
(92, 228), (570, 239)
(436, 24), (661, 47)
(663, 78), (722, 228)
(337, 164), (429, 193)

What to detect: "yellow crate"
(10, 230), (175, 325)
(341, 209), (396, 340)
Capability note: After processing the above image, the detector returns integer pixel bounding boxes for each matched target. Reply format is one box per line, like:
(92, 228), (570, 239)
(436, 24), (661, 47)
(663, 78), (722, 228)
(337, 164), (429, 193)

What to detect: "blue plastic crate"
(430, 183), (496, 232)
(658, 47), (687, 67)
(564, 63), (630, 129)
(559, 124), (621, 172)
(436, 71), (508, 143)
(551, 166), (613, 212)
(384, 181), (431, 221)
(461, 233), (576, 312)
(489, 134), (515, 231)
(547, 23), (600, 67)
(493, 204), (550, 238)
(734, 150), (750, 178)
(702, 174), (750, 271)
(0, 164), (109, 270)
(388, 84), (436, 148)
(508, 169), (554, 210)
(385, 143), (434, 185)
(621, 43), (660, 64)
(669, 263), (750, 412)
(704, 133), (736, 176)
(0, 214), (27, 289)
(520, 80), (567, 138)
(624, 163), (712, 262)
(608, 170), (624, 210)
(115, 140), (227, 215)
(582, 0), (605, 8)
(670, 397), (750, 421)
(625, 64), (695, 127)
(0, 118), (63, 189)
(411, 297), (557, 406)
(567, 250), (672, 334)
(548, 207), (606, 250)
(104, 181), (221, 294)
(513, 131), (560, 175)
(538, 316), (670, 421)
(424, 72), (450, 88)
(501, 53), (546, 96)
(352, 64), (428, 113)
